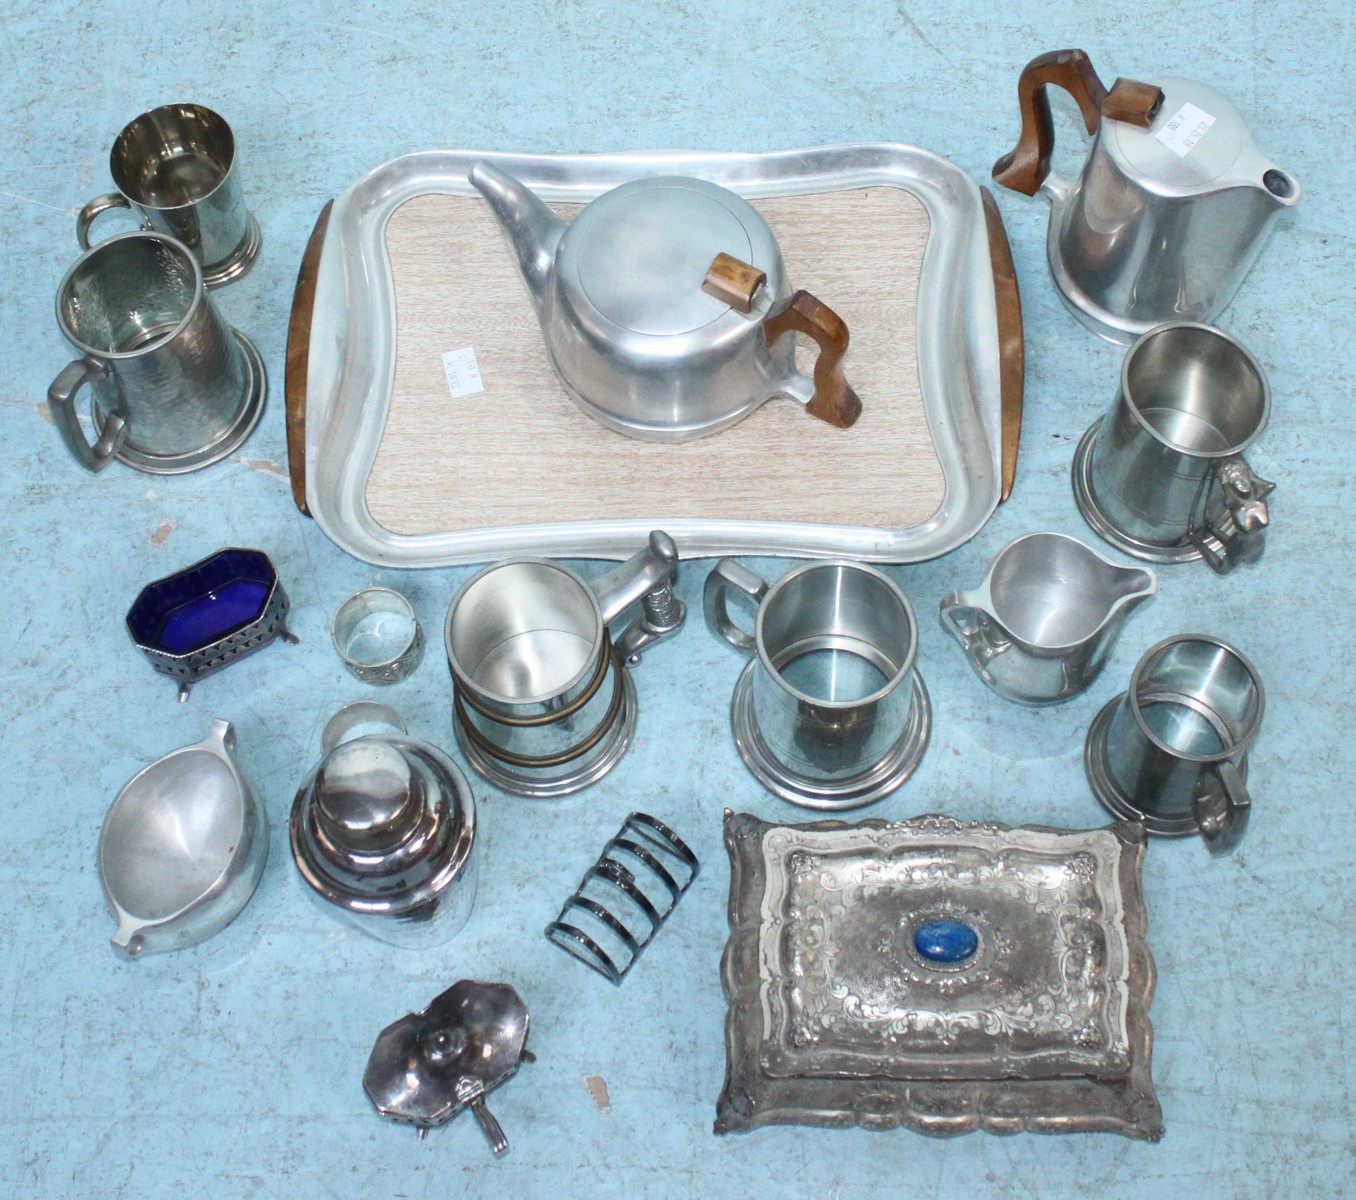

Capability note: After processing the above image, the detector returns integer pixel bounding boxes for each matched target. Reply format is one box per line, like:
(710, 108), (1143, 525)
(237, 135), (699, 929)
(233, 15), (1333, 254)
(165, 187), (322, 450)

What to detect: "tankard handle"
(1191, 457), (1276, 575)
(703, 559), (768, 655)
(765, 290), (862, 430)
(76, 192), (138, 250)
(48, 357), (127, 472)
(991, 49), (1164, 197)
(1192, 760), (1251, 856)
(590, 531), (686, 665)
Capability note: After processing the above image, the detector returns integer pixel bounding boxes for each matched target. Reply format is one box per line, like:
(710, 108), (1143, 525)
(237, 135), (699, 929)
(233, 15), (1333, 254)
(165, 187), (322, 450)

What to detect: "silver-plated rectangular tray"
(293, 144), (1019, 567)
(717, 812), (1161, 1140)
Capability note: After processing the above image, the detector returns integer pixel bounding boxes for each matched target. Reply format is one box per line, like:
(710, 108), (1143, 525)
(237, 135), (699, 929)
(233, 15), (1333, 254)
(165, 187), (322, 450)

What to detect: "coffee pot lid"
(1107, 77), (1251, 189)
(565, 178), (772, 336)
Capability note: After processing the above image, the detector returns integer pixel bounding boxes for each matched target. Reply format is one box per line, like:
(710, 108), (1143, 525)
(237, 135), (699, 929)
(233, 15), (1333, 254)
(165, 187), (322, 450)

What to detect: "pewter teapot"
(469, 162), (860, 441)
(992, 49), (1300, 343)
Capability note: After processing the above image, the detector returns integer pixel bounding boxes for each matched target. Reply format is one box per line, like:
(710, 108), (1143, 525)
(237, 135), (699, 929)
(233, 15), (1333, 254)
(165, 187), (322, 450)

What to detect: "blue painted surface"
(2, 1), (1353, 1196)
(913, 920), (979, 964)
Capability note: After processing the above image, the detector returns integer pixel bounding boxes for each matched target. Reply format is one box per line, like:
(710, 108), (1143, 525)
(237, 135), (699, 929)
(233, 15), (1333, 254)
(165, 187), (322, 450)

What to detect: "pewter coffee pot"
(469, 162), (860, 441)
(993, 49), (1300, 342)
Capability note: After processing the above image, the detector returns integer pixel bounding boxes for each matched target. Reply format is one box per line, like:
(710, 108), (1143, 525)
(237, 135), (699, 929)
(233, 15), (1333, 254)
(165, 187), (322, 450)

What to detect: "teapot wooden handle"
(765, 290), (861, 430)
(992, 48), (1163, 196)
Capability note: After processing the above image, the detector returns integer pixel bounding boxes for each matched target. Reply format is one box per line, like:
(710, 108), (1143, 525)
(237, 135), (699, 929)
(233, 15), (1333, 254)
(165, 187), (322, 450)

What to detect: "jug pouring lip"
(969, 531), (1157, 654)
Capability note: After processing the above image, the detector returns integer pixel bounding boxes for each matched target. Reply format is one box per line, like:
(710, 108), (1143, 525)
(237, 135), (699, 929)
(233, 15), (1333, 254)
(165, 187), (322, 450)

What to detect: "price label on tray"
(441, 346), (484, 398)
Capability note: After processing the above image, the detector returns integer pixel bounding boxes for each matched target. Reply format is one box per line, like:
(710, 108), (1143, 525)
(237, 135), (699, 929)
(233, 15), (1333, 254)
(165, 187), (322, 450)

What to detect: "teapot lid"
(564, 177), (774, 336)
(1107, 77), (1252, 189)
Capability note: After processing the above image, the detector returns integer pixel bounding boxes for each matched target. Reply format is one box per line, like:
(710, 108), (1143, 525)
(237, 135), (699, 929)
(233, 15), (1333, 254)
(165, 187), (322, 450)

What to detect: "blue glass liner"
(127, 548), (276, 655)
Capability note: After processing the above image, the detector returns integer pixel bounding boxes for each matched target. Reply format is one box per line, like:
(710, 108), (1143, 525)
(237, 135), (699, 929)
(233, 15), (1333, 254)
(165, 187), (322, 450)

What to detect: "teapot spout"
(469, 162), (566, 316)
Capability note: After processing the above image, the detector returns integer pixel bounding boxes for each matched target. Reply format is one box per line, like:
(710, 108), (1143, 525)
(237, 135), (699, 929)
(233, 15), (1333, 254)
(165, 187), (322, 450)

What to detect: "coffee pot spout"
(468, 161), (565, 316)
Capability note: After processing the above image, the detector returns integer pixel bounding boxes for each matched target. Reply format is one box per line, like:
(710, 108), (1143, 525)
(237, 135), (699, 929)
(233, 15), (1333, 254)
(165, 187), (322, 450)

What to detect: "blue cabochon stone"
(913, 920), (979, 964)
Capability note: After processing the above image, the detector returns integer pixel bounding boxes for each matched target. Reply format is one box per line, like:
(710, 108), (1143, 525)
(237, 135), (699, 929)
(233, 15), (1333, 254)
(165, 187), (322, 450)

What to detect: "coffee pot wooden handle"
(765, 290), (862, 430)
(992, 48), (1163, 196)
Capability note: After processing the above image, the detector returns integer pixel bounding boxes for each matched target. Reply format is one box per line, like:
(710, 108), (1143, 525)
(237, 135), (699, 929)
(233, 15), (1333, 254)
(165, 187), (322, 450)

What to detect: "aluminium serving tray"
(289, 144), (1022, 566)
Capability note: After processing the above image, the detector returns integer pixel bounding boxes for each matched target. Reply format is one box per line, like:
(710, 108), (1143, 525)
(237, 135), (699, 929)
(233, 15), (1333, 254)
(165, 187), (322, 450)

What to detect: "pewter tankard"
(77, 103), (261, 287)
(445, 532), (685, 797)
(704, 559), (930, 809)
(993, 49), (1300, 342)
(1085, 635), (1263, 855)
(48, 231), (266, 474)
(1073, 323), (1275, 573)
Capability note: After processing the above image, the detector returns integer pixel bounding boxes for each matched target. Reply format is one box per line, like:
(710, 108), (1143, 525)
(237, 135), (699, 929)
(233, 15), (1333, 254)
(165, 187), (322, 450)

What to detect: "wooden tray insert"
(368, 187), (942, 536)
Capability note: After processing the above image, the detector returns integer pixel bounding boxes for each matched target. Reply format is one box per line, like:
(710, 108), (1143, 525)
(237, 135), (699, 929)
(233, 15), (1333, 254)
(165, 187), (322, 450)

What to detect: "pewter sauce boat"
(940, 532), (1156, 706)
(469, 162), (860, 441)
(98, 719), (268, 957)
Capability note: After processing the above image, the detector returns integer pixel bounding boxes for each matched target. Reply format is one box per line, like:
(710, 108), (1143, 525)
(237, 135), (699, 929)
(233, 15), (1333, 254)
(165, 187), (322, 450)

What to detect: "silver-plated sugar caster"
(290, 714), (477, 948)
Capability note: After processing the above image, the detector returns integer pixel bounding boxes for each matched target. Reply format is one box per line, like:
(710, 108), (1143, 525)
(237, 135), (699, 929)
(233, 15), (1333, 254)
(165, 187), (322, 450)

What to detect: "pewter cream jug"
(940, 532), (1156, 706)
(469, 162), (860, 441)
(992, 49), (1300, 343)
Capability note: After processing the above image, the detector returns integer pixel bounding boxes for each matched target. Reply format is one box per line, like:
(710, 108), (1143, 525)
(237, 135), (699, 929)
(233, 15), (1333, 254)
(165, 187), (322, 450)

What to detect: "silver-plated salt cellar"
(126, 547), (297, 701)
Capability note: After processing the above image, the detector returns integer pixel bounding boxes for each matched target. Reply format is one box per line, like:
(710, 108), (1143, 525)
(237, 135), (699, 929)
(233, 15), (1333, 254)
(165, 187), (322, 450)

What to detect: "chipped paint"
(36, 401), (53, 425)
(150, 520), (176, 546)
(234, 455), (288, 480)
(583, 1075), (611, 1113)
